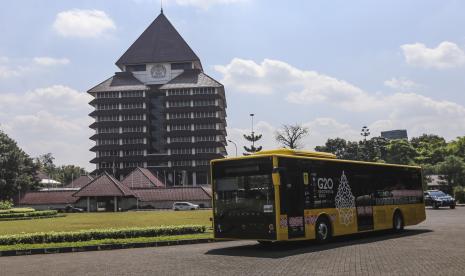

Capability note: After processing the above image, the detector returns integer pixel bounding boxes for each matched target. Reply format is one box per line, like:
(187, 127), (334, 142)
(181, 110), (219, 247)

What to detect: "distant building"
(20, 167), (211, 211)
(380, 129), (408, 140)
(88, 11), (227, 185)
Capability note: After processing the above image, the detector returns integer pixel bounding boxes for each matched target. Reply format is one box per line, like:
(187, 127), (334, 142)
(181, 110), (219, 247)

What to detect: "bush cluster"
(454, 186), (465, 203)
(0, 208), (35, 214)
(0, 210), (57, 219)
(0, 225), (206, 245)
(0, 200), (14, 210)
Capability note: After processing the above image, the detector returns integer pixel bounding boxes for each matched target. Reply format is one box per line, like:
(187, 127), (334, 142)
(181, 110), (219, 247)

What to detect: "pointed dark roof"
(121, 167), (165, 189)
(88, 72), (148, 93)
(116, 13), (200, 67)
(159, 69), (223, 89)
(73, 172), (134, 197)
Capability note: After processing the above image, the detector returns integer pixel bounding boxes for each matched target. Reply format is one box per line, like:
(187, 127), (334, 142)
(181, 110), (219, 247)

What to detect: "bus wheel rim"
(395, 215), (401, 229)
(318, 223), (328, 240)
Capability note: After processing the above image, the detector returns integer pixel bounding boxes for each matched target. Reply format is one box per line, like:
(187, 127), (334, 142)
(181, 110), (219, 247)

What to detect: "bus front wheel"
(315, 218), (331, 243)
(393, 211), (404, 232)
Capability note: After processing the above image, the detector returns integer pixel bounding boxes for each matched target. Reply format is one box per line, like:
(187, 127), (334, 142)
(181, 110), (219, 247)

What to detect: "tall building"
(380, 129), (408, 140)
(88, 11), (227, 185)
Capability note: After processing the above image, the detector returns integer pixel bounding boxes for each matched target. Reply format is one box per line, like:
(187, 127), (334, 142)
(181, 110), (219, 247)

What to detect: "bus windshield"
(215, 174), (274, 215)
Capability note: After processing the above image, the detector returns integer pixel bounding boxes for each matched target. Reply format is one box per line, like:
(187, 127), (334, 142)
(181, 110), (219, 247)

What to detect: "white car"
(173, 202), (200, 211)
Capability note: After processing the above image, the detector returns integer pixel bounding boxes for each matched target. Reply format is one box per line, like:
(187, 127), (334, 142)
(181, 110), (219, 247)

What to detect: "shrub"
(0, 225), (206, 245)
(0, 200), (13, 210)
(454, 186), (465, 204)
(0, 208), (35, 214)
(0, 210), (57, 219)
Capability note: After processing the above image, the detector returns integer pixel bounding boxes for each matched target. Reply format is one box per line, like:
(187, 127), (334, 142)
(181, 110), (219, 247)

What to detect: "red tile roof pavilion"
(73, 172), (134, 198)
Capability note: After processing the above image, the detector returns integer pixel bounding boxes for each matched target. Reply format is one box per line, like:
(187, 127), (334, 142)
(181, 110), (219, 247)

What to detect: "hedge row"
(0, 210), (57, 219)
(0, 225), (206, 245)
(0, 208), (35, 214)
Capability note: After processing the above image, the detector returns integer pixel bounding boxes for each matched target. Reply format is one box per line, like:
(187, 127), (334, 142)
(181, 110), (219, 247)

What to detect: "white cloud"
(217, 58), (465, 141)
(33, 57), (70, 66)
(384, 77), (421, 91)
(401, 41), (465, 69)
(173, 0), (247, 9)
(0, 65), (21, 78)
(53, 9), (116, 38)
(0, 85), (94, 171)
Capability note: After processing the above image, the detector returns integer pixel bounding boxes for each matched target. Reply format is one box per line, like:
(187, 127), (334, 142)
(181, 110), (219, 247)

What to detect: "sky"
(1, 0), (465, 171)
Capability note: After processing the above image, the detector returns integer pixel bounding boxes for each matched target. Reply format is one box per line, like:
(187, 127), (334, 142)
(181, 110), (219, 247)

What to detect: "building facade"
(380, 129), (408, 140)
(88, 11), (227, 185)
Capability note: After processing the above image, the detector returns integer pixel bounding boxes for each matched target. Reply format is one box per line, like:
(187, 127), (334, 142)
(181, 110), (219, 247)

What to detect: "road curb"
(0, 238), (217, 257)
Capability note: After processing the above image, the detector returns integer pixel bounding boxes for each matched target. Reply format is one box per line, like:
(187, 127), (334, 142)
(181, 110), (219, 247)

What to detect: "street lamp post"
(228, 140), (238, 157)
(250, 113), (255, 148)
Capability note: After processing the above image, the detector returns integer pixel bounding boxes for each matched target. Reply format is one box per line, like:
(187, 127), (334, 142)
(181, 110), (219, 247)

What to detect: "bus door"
(356, 186), (374, 231)
(279, 167), (305, 239)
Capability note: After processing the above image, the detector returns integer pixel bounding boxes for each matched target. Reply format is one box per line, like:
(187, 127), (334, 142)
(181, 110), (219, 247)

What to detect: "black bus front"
(212, 157), (277, 240)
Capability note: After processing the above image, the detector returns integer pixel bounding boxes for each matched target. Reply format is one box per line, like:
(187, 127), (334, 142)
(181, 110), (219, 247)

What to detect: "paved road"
(2, 208), (465, 276)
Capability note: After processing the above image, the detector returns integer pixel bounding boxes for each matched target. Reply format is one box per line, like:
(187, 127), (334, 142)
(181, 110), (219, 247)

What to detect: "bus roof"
(211, 148), (421, 169)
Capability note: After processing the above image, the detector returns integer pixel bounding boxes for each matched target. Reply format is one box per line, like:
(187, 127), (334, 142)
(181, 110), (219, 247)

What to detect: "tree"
(435, 155), (465, 187)
(315, 138), (348, 158)
(448, 136), (465, 162)
(359, 137), (388, 162)
(0, 130), (38, 200)
(315, 138), (362, 160)
(275, 124), (309, 149)
(411, 134), (447, 165)
(385, 139), (417, 165)
(55, 165), (88, 186)
(35, 153), (56, 178)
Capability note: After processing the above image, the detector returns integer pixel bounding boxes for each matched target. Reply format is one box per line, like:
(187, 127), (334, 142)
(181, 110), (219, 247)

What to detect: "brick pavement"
(1, 208), (464, 276)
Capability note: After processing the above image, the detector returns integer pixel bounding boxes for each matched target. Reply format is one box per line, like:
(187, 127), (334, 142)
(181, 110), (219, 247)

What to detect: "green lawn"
(0, 210), (212, 235)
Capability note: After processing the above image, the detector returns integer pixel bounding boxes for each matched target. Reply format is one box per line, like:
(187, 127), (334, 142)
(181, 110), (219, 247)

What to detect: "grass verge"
(0, 232), (213, 251)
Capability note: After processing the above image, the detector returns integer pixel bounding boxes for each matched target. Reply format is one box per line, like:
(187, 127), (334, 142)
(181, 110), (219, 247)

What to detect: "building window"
(121, 102), (144, 109)
(122, 126), (144, 133)
(171, 136), (192, 143)
(168, 101), (190, 107)
(171, 62), (192, 70)
(99, 150), (119, 157)
(194, 111), (216, 118)
(196, 147), (216, 154)
(196, 160), (209, 166)
(167, 89), (190, 96)
(169, 113), (191, 119)
(99, 139), (119, 145)
(193, 100), (215, 107)
(97, 103), (119, 110)
(171, 148), (192, 155)
(123, 149), (144, 156)
(170, 124), (191, 131)
(173, 160), (192, 167)
(123, 162), (144, 168)
(98, 115), (119, 122)
(121, 91), (144, 98)
(126, 64), (146, 72)
(122, 114), (144, 121)
(122, 138), (144, 144)
(96, 92), (118, 99)
(195, 136), (215, 142)
(193, 87), (215, 95)
(195, 124), (216, 130)
(99, 162), (114, 169)
(99, 127), (119, 134)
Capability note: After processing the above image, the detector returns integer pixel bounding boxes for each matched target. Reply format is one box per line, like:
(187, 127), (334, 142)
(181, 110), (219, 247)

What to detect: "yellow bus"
(211, 149), (426, 243)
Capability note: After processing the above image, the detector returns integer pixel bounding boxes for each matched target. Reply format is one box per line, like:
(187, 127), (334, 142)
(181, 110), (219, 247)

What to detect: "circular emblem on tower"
(151, 64), (167, 78)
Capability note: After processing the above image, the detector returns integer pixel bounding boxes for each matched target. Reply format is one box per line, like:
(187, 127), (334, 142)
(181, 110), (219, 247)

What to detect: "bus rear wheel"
(393, 211), (404, 232)
(315, 218), (331, 243)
